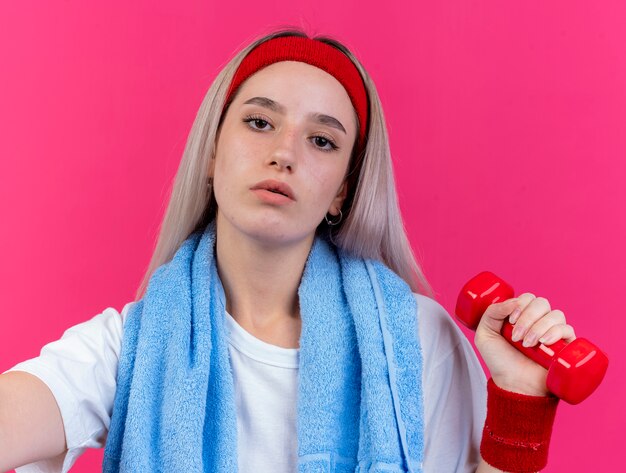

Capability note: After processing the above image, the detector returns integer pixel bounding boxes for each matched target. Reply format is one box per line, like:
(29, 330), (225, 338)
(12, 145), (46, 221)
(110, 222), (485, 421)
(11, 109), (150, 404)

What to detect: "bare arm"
(472, 294), (566, 473)
(477, 456), (538, 473)
(477, 457), (501, 472)
(0, 371), (67, 472)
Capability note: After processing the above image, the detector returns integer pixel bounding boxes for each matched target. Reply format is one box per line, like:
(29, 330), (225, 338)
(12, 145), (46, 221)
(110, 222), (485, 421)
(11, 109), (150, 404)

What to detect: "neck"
(214, 213), (315, 332)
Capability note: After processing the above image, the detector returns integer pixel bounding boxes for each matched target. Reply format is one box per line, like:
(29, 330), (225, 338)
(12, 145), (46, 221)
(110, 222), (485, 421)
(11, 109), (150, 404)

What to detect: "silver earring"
(325, 209), (343, 226)
(207, 177), (213, 187)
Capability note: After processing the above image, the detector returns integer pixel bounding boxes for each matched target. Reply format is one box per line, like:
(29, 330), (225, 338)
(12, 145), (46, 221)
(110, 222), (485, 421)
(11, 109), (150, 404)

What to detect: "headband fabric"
(224, 35), (369, 152)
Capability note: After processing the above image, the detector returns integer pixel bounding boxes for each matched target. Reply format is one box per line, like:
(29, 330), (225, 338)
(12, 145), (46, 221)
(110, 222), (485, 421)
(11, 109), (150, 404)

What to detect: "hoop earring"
(325, 209), (343, 226)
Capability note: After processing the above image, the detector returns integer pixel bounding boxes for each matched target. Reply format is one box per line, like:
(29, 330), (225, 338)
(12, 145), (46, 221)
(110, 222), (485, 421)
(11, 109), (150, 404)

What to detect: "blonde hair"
(135, 26), (435, 301)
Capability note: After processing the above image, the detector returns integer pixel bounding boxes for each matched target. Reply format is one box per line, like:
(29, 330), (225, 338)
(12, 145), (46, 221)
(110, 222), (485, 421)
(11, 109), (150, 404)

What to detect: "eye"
(242, 114), (340, 153)
(311, 134), (339, 153)
(243, 114), (272, 131)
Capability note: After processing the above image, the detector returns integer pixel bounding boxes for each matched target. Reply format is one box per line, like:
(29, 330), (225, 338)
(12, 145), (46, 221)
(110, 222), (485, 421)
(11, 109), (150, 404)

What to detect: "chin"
(220, 211), (296, 245)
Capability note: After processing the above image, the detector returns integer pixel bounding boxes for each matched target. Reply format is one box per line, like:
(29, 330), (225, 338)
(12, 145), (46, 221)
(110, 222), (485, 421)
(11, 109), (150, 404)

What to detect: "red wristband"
(480, 378), (560, 473)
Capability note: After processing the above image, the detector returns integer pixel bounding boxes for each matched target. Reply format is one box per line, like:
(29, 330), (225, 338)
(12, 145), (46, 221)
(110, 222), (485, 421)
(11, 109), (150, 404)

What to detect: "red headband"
(223, 35), (369, 152)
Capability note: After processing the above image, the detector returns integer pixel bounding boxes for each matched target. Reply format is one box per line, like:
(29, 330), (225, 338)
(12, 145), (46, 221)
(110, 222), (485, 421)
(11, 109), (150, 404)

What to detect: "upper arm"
(0, 303), (129, 472)
(414, 293), (487, 473)
(0, 371), (67, 471)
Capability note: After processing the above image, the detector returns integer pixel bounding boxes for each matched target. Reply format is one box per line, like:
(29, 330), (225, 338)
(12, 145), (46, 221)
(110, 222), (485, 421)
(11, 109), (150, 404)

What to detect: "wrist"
(481, 377), (559, 473)
(491, 374), (549, 397)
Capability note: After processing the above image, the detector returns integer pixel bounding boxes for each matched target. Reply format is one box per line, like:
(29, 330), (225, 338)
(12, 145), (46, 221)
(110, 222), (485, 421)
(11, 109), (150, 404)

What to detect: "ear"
(328, 179), (348, 215)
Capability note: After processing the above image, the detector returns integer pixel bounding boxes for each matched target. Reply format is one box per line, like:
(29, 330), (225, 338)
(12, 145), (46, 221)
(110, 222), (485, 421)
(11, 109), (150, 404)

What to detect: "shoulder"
(52, 302), (135, 355)
(5, 302), (135, 376)
(410, 290), (486, 380)
(411, 292), (471, 363)
(118, 301), (135, 327)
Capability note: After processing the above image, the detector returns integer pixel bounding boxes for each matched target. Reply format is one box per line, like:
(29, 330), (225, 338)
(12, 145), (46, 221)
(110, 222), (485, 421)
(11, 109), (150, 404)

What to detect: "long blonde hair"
(135, 26), (435, 301)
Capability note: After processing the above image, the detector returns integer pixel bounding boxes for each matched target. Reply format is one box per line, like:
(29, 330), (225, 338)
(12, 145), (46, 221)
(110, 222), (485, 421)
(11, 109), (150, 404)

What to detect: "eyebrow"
(242, 96), (347, 135)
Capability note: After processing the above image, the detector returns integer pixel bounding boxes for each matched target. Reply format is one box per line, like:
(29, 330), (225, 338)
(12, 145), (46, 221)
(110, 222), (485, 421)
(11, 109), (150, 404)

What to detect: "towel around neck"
(103, 219), (425, 472)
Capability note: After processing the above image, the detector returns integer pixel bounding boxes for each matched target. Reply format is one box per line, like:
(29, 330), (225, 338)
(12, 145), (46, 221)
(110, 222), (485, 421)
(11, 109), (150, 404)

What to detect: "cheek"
(306, 166), (326, 185)
(213, 135), (252, 185)
(304, 163), (345, 203)
(211, 153), (237, 203)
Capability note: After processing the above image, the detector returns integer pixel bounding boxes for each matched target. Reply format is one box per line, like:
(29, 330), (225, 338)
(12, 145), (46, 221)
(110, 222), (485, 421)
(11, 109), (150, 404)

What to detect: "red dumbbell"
(455, 271), (609, 404)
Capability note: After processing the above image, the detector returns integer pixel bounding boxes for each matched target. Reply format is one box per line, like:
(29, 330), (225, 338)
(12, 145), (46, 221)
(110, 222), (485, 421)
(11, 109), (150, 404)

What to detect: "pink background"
(1, 1), (624, 471)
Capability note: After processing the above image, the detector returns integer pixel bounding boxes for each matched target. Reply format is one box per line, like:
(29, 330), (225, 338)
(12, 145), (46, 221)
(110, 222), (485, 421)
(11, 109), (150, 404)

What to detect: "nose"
(267, 127), (299, 172)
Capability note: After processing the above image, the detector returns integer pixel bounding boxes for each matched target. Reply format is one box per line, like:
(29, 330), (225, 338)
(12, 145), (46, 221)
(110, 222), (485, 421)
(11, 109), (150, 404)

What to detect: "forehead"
(234, 61), (356, 127)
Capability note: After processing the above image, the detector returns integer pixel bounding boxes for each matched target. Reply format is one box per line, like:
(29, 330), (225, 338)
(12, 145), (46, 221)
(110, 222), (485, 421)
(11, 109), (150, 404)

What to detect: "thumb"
(479, 297), (520, 334)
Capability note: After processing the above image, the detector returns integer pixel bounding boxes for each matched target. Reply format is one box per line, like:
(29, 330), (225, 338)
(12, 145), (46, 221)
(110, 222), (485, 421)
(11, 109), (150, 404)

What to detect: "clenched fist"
(475, 293), (576, 396)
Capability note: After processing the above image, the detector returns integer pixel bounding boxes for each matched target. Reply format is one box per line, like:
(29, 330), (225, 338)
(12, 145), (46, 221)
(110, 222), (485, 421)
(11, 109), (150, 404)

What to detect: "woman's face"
(211, 60), (358, 247)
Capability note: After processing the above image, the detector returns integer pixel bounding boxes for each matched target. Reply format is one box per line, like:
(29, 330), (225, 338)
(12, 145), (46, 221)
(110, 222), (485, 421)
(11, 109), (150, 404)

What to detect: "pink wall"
(1, 1), (623, 471)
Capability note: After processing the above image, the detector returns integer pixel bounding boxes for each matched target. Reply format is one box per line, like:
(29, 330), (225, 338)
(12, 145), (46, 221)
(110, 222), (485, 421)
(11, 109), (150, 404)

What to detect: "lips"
(250, 179), (296, 201)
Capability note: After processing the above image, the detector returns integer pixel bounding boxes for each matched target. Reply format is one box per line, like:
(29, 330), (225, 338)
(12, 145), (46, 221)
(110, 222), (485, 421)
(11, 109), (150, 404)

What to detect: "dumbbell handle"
(456, 271), (609, 404)
(500, 321), (568, 368)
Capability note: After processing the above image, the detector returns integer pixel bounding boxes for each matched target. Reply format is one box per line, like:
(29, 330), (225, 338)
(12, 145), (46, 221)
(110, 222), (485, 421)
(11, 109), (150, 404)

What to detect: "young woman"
(0, 28), (573, 473)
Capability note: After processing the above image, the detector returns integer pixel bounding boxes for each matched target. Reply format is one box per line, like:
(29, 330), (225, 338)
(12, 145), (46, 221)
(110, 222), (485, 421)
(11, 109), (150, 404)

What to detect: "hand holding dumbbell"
(456, 271), (608, 404)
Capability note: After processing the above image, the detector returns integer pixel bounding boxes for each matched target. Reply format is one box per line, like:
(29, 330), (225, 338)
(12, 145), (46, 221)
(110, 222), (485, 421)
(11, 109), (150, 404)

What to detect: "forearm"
(476, 457), (502, 472)
(477, 456), (539, 473)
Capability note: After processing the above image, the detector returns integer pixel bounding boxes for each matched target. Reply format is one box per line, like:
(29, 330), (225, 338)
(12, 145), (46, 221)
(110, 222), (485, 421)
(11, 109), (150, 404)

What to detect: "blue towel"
(103, 219), (425, 472)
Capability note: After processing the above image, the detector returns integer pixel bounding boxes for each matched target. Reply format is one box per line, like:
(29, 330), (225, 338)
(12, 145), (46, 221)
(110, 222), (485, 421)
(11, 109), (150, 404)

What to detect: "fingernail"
(509, 307), (522, 324)
(539, 334), (555, 345)
(522, 333), (537, 347)
(511, 325), (523, 342)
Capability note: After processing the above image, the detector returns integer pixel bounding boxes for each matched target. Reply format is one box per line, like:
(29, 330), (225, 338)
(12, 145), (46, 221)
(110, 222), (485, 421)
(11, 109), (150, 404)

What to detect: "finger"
(520, 309), (566, 347)
(510, 296), (551, 343)
(477, 297), (521, 335)
(508, 292), (536, 324)
(479, 293), (535, 335)
(538, 323), (577, 346)
(483, 297), (521, 322)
